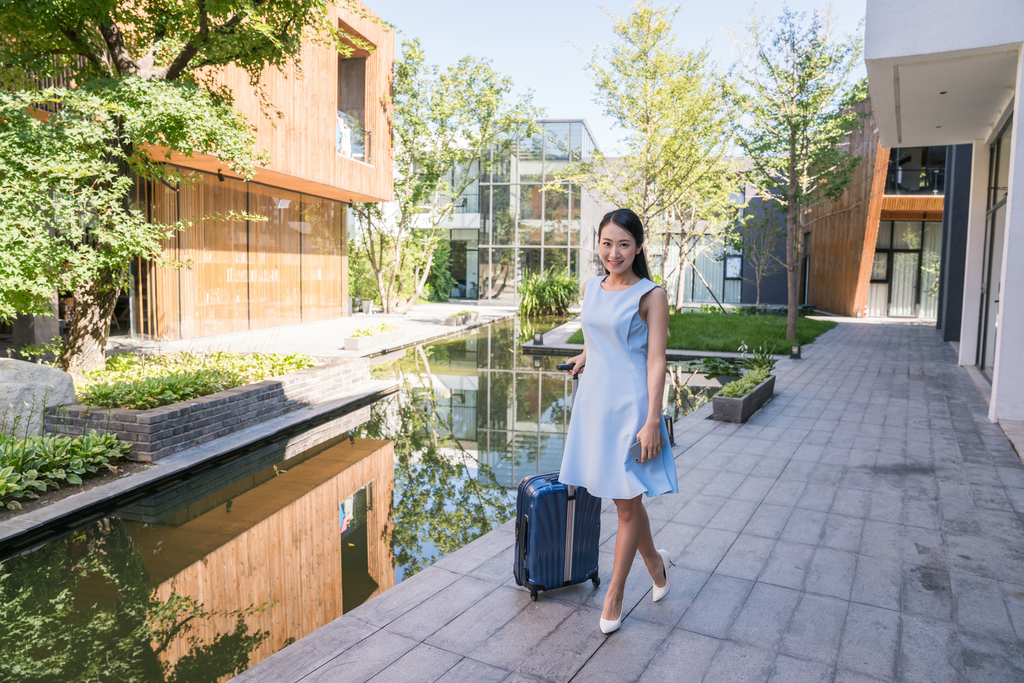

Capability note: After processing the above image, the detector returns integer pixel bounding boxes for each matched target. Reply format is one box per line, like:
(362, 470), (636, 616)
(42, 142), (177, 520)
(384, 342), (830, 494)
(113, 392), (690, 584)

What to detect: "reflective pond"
(0, 317), (718, 682)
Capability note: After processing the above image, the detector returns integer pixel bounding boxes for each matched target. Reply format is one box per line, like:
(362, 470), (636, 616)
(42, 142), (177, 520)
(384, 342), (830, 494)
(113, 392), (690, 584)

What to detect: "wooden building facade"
(132, 2), (393, 341)
(803, 101), (946, 319)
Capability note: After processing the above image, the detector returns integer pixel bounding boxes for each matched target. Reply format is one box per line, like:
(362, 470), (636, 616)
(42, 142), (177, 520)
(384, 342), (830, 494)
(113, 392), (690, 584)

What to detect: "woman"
(559, 207), (678, 635)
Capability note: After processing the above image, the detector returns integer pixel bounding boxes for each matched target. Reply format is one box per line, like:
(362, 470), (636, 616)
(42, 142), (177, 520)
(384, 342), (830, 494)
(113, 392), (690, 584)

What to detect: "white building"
(865, 0), (1024, 423)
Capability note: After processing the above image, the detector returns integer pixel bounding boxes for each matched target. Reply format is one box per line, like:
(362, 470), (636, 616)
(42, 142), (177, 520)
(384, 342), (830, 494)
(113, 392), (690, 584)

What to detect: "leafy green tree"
(0, 0), (367, 376)
(732, 6), (864, 339)
(557, 0), (739, 269)
(350, 39), (540, 314)
(0, 519), (268, 682)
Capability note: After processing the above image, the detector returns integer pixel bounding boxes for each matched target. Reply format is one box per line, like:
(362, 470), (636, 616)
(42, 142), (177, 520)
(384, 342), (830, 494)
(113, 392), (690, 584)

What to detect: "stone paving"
(104, 302), (517, 359)
(236, 321), (1024, 683)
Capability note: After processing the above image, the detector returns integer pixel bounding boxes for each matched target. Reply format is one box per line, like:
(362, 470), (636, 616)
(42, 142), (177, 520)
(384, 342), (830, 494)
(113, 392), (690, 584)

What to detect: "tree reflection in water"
(0, 519), (267, 683)
(362, 345), (515, 579)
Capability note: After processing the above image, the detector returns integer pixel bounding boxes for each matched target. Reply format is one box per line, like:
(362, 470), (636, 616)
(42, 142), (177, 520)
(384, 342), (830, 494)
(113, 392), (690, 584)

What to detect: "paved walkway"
(237, 321), (1024, 683)
(105, 302), (516, 358)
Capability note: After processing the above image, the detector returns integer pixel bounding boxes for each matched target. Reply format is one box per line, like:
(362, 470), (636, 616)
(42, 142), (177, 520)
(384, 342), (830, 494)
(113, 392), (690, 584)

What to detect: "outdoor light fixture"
(790, 343), (801, 359)
(534, 331), (544, 345)
(533, 355), (542, 369)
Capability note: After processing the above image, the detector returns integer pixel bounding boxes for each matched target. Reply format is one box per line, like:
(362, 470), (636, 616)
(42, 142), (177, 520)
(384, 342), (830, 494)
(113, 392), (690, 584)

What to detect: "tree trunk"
(785, 202), (799, 341)
(58, 268), (121, 380)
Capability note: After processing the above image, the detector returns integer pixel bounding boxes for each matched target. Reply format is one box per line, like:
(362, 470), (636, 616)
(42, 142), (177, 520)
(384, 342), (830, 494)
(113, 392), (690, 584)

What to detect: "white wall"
(991, 52), (1024, 422)
(866, 0), (1024, 62)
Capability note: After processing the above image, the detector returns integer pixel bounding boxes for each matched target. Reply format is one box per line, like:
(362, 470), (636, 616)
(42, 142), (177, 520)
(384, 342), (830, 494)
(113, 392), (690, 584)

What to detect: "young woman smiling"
(559, 208), (679, 634)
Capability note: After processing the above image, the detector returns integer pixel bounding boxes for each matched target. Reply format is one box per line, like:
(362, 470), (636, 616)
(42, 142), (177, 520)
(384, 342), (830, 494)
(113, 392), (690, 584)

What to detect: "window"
(724, 255), (743, 280)
(337, 34), (370, 163)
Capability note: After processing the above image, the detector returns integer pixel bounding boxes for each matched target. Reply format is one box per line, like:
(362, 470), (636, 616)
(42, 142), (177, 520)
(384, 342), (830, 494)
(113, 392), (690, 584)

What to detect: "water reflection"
(371, 317), (718, 492)
(0, 316), (718, 682)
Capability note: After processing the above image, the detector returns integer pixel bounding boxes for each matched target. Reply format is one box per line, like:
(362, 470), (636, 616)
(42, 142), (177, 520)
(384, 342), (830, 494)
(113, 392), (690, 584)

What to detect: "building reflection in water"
(389, 317), (714, 492)
(112, 427), (396, 673)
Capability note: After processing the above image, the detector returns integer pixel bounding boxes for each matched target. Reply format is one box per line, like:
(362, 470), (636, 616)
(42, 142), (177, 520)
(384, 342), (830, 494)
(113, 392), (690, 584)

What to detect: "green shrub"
(0, 431), (132, 509)
(77, 351), (317, 410)
(449, 310), (476, 318)
(717, 367), (770, 399)
(351, 322), (400, 338)
(519, 270), (579, 318)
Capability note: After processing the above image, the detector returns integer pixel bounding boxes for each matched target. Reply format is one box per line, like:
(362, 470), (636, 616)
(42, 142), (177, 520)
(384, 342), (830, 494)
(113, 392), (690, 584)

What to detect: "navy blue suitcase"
(513, 472), (601, 600)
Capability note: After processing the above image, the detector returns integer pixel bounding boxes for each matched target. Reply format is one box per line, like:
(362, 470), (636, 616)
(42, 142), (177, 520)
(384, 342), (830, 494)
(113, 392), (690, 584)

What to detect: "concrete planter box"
(444, 312), (479, 327)
(44, 358), (370, 462)
(343, 329), (403, 350)
(712, 375), (776, 423)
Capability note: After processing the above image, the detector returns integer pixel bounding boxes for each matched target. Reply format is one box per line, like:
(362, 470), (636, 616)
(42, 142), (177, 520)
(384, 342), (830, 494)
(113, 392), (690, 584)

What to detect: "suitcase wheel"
(592, 575), (601, 588)
(530, 590), (539, 601)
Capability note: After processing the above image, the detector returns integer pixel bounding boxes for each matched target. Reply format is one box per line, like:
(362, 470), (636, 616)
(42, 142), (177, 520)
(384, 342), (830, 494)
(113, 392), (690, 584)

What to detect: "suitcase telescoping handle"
(557, 363), (583, 409)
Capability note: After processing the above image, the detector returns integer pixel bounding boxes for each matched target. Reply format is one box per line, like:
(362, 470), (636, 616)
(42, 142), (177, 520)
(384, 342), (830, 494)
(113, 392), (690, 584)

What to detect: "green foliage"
(77, 352), (316, 409)
(518, 270), (580, 318)
(0, 519), (269, 681)
(426, 238), (458, 302)
(568, 312), (836, 352)
(556, 0), (740, 263)
(351, 323), (400, 338)
(0, 0), (368, 370)
(739, 342), (777, 375)
(350, 38), (541, 313)
(717, 367), (770, 399)
(733, 7), (864, 336)
(0, 431), (131, 509)
(450, 310), (476, 318)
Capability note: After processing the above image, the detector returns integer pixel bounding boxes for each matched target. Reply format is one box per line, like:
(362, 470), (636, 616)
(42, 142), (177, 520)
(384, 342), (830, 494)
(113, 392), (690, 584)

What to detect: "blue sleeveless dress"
(558, 275), (679, 500)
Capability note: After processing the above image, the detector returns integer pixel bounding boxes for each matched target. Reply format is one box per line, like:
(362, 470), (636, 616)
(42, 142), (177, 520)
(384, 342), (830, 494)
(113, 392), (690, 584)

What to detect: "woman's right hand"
(565, 351), (586, 375)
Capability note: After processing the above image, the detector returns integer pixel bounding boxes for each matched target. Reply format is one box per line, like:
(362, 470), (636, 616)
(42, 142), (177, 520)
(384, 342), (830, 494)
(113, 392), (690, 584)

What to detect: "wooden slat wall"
(300, 196), (345, 322)
(142, 176), (346, 340)
(881, 195), (944, 221)
(178, 173), (250, 338)
(249, 185), (303, 329)
(167, 2), (394, 205)
(130, 439), (395, 673)
(803, 101), (889, 317)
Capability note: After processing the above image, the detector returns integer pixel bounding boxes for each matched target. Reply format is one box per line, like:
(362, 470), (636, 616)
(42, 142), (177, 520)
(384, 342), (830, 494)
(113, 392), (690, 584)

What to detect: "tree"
(557, 0), (738, 270)
(0, 0), (369, 376)
(732, 6), (864, 339)
(727, 200), (787, 306)
(351, 39), (539, 314)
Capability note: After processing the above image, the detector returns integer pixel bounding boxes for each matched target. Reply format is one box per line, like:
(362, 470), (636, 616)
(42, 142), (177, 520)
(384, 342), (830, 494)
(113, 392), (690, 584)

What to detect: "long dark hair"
(598, 208), (653, 281)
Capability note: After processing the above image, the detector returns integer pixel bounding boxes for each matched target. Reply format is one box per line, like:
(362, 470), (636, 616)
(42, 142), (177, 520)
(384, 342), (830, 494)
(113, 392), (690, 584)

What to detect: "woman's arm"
(565, 279), (587, 375)
(636, 287), (669, 462)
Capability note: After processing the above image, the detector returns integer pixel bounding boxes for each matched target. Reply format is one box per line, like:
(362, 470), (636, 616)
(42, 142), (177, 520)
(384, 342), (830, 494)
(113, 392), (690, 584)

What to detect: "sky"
(371, 0), (867, 154)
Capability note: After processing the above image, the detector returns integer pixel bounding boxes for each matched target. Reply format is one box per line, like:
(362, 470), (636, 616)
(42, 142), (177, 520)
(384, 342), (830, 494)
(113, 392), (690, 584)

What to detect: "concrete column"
(991, 53), (1024, 423)
(958, 139), (990, 366)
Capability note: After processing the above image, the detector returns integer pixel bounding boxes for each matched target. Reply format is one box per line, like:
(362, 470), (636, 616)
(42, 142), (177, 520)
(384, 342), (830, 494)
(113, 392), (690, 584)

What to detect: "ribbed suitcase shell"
(513, 472), (600, 599)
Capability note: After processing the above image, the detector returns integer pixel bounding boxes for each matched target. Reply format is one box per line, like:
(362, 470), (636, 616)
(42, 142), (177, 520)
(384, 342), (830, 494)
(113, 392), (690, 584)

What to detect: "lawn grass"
(566, 312), (838, 354)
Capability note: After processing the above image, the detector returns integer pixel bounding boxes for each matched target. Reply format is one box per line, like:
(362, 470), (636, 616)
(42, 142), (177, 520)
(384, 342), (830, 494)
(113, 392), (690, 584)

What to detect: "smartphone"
(628, 440), (643, 463)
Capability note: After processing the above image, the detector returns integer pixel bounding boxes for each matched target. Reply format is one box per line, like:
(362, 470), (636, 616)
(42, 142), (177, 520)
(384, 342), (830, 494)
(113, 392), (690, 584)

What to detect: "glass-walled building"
(443, 120), (605, 302)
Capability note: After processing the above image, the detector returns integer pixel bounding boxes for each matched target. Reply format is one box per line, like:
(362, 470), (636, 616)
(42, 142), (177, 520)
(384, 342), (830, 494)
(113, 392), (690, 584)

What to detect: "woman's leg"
(602, 496), (667, 620)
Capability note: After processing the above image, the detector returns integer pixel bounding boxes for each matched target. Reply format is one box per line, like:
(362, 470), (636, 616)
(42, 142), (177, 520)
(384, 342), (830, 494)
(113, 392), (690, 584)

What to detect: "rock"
(0, 358), (78, 437)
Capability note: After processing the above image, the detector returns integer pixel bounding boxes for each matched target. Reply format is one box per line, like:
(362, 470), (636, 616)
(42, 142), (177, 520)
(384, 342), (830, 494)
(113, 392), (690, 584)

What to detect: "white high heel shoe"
(599, 610), (622, 635)
(653, 549), (673, 602)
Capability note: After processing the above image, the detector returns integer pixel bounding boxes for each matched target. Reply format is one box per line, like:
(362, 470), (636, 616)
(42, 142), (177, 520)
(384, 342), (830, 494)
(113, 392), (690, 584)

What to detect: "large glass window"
(978, 115), (1012, 377)
(885, 147), (945, 195)
(337, 56), (367, 163)
(519, 185), (543, 245)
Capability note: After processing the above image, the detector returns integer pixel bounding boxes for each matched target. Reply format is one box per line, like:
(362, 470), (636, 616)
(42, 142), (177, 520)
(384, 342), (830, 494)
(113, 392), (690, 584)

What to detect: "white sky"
(370, 0), (867, 154)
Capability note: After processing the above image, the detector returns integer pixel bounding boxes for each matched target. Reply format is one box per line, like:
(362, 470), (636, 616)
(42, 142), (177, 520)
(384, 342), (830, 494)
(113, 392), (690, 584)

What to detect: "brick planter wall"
(44, 359), (371, 462)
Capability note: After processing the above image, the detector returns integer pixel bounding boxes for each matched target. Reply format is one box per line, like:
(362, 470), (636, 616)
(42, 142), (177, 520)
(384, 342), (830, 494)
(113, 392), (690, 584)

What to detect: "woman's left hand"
(636, 419), (662, 463)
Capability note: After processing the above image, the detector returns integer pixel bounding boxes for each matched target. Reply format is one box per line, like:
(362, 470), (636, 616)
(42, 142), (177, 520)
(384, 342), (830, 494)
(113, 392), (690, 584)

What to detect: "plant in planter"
(344, 323), (403, 350)
(712, 342), (777, 423)
(444, 310), (479, 326)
